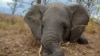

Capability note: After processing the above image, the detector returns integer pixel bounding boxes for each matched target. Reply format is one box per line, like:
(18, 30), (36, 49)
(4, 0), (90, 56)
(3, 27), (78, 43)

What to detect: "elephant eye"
(63, 26), (67, 29)
(28, 11), (34, 16)
(29, 12), (33, 15)
(29, 16), (34, 21)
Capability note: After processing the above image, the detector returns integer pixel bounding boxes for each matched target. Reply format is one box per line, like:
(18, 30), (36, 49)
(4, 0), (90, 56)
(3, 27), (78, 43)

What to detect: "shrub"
(85, 18), (95, 33)
(0, 14), (31, 33)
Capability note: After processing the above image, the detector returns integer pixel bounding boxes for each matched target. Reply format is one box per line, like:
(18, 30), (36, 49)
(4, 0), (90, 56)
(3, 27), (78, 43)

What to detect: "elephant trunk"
(40, 25), (64, 56)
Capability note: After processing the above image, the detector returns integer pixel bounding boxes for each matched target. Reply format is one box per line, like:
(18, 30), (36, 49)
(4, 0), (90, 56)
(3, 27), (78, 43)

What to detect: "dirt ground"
(0, 23), (100, 56)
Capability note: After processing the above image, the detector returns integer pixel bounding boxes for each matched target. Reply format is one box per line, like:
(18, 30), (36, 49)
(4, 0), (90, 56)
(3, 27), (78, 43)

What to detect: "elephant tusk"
(39, 45), (42, 56)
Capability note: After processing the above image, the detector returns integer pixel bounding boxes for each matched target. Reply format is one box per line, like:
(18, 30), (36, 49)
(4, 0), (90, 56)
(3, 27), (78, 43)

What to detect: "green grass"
(0, 22), (21, 30)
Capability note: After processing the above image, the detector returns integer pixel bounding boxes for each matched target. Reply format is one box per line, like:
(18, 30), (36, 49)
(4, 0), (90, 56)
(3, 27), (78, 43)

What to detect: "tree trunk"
(43, 0), (46, 5)
(12, 0), (17, 15)
(76, 0), (82, 4)
(36, 0), (41, 4)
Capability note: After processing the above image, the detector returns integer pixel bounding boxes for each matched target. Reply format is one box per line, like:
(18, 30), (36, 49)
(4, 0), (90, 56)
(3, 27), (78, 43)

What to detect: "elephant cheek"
(31, 25), (42, 40)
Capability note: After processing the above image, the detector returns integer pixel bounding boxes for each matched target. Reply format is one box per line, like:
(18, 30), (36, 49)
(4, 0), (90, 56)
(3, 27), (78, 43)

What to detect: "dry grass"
(0, 14), (39, 56)
(85, 18), (95, 33)
(0, 14), (30, 32)
(0, 14), (100, 56)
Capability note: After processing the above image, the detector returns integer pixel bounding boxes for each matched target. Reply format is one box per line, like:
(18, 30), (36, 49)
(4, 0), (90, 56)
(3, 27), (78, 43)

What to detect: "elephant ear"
(69, 4), (89, 26)
(24, 5), (46, 40)
(68, 5), (89, 43)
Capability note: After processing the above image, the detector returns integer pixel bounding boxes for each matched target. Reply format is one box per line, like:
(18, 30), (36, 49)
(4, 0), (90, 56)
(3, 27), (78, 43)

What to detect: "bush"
(0, 22), (20, 30)
(85, 18), (95, 33)
(0, 14), (31, 33)
(0, 22), (10, 29)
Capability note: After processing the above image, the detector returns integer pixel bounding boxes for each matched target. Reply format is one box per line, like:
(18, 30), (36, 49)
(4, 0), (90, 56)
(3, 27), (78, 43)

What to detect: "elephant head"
(24, 3), (89, 56)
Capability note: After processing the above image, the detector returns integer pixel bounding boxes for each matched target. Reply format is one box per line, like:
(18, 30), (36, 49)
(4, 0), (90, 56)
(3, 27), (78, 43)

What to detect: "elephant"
(24, 2), (89, 56)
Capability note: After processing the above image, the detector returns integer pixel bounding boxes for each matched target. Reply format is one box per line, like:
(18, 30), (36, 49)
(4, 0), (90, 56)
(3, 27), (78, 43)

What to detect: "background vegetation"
(0, 0), (100, 56)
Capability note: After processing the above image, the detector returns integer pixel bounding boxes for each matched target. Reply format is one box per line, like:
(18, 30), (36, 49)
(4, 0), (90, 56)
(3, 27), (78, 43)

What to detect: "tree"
(22, 0), (41, 14)
(23, 0), (36, 7)
(42, 0), (50, 5)
(37, 0), (41, 4)
(7, 0), (24, 15)
(76, 0), (82, 4)
(68, 0), (100, 15)
(43, 0), (46, 4)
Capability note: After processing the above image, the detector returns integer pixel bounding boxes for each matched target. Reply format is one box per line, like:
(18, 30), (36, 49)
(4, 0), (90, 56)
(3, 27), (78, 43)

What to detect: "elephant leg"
(41, 39), (64, 56)
(70, 25), (86, 43)
(77, 35), (88, 44)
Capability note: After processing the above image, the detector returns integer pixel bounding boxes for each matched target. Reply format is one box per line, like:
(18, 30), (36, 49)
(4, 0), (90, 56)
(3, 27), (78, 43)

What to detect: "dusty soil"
(0, 24), (100, 56)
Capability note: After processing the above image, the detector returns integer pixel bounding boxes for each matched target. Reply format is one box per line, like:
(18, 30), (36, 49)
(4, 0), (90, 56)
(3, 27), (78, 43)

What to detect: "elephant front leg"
(40, 39), (64, 56)
(76, 35), (88, 44)
(70, 25), (86, 43)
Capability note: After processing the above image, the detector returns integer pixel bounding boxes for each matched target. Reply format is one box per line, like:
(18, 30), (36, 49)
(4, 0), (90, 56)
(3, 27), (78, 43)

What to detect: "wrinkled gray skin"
(24, 3), (89, 56)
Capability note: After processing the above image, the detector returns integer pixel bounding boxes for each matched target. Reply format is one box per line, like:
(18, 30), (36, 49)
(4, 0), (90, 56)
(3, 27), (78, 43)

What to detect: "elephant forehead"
(43, 20), (61, 27)
(46, 2), (66, 8)
(43, 8), (69, 21)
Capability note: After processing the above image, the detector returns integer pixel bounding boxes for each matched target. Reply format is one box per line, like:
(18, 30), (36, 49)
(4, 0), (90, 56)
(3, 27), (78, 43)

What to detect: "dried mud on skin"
(0, 24), (100, 56)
